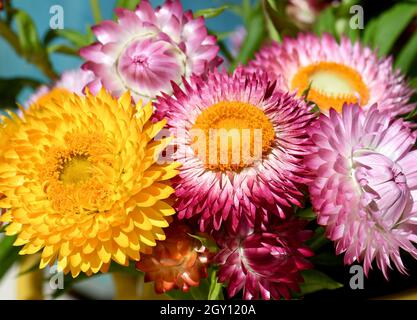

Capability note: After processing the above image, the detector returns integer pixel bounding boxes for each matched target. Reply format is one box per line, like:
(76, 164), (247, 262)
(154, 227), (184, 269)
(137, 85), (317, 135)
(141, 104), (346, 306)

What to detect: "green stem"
(37, 59), (58, 81)
(218, 40), (234, 64)
(89, 0), (102, 24)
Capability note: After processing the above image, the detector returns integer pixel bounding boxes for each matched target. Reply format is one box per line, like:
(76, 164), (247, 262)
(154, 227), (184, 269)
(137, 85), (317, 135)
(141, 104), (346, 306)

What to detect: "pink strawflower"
(306, 104), (417, 278)
(247, 33), (414, 116)
(80, 0), (221, 102)
(55, 69), (96, 94)
(24, 69), (95, 108)
(215, 219), (313, 300)
(229, 25), (246, 57)
(155, 68), (314, 232)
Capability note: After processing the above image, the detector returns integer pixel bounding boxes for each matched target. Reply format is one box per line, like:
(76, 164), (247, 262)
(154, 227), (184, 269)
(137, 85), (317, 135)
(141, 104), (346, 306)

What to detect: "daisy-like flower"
(0, 89), (180, 277)
(306, 104), (417, 278)
(80, 0), (221, 102)
(156, 68), (314, 232)
(247, 33), (414, 115)
(136, 221), (210, 294)
(215, 219), (313, 300)
(25, 69), (95, 108)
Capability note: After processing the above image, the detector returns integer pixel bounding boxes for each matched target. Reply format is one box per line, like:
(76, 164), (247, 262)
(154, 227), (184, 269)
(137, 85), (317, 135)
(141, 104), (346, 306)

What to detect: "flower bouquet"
(1, 0), (417, 300)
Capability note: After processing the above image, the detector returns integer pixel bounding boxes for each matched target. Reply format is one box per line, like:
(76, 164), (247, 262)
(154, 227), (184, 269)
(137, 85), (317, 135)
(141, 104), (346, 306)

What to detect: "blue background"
(0, 0), (242, 103)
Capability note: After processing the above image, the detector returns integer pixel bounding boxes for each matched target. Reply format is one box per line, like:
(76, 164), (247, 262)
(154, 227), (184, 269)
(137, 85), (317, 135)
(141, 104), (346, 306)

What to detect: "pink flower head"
(24, 69), (95, 108)
(247, 33), (414, 116)
(229, 25), (246, 57)
(80, 0), (221, 102)
(155, 68), (314, 232)
(215, 219), (313, 300)
(306, 104), (417, 278)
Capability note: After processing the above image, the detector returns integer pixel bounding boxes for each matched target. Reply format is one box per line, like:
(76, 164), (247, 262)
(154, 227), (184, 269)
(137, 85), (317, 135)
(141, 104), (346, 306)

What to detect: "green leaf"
(264, 7), (281, 42)
(55, 29), (94, 49)
(89, 0), (102, 24)
(0, 77), (42, 108)
(195, 5), (230, 19)
(188, 268), (223, 300)
(47, 44), (79, 56)
(0, 235), (21, 282)
(409, 77), (417, 91)
(295, 207), (317, 221)
(166, 289), (193, 300)
(166, 268), (223, 300)
(263, 0), (297, 39)
(314, 7), (337, 38)
(0, 20), (21, 54)
(208, 269), (224, 300)
(299, 270), (343, 295)
(0, 12), (57, 80)
(189, 277), (210, 300)
(372, 3), (417, 56)
(265, 0), (278, 11)
(362, 18), (378, 46)
(108, 261), (141, 276)
(188, 233), (218, 253)
(17, 257), (41, 276)
(310, 252), (343, 267)
(210, 30), (232, 42)
(14, 10), (42, 53)
(306, 227), (329, 251)
(395, 30), (417, 74)
(0, 235), (17, 262)
(231, 4), (266, 69)
(115, 0), (141, 11)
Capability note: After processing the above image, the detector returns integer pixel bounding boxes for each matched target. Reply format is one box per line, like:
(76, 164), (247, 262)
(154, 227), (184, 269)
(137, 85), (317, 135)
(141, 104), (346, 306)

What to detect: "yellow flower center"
(60, 157), (92, 184)
(191, 101), (275, 172)
(291, 62), (369, 112)
(41, 133), (114, 215)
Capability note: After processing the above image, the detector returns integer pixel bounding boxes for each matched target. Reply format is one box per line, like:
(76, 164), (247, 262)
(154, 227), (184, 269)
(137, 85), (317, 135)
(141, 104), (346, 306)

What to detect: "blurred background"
(0, 0), (241, 104)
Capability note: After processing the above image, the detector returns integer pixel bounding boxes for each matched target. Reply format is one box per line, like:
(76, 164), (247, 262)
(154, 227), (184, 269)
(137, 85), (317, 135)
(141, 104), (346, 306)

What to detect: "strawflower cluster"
(1, 0), (417, 300)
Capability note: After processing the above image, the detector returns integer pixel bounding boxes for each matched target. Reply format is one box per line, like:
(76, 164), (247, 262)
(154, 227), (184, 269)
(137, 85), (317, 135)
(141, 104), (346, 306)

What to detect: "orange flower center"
(291, 61), (369, 112)
(41, 133), (114, 215)
(191, 101), (275, 172)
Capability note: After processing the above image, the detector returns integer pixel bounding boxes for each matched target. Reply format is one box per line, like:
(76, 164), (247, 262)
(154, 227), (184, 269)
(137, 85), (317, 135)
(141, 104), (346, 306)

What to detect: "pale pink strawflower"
(306, 104), (417, 278)
(24, 69), (95, 108)
(229, 25), (246, 57)
(155, 68), (314, 232)
(80, 0), (221, 102)
(286, 0), (336, 29)
(55, 69), (96, 94)
(247, 33), (414, 116)
(215, 219), (313, 300)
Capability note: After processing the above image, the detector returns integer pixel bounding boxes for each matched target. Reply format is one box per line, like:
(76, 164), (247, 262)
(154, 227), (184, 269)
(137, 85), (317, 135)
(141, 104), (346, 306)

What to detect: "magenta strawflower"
(306, 104), (417, 278)
(215, 220), (313, 300)
(155, 68), (314, 232)
(247, 33), (414, 116)
(80, 0), (221, 102)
